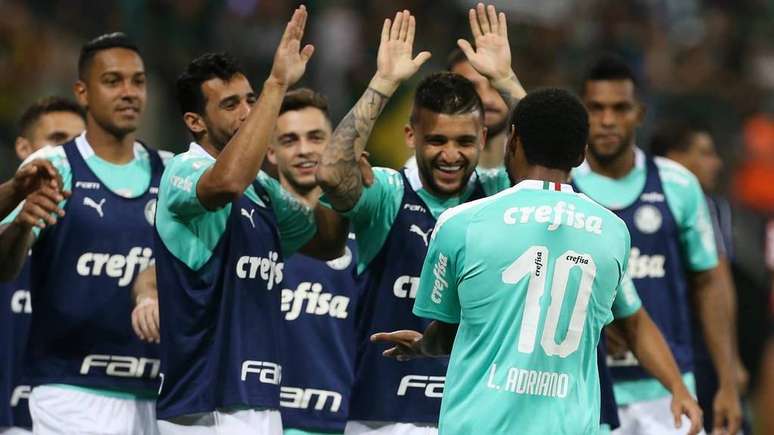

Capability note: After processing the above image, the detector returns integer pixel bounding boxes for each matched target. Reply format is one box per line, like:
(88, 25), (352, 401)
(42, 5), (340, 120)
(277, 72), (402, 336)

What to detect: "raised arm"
(196, 6), (314, 210)
(316, 10), (431, 211)
(457, 3), (526, 110)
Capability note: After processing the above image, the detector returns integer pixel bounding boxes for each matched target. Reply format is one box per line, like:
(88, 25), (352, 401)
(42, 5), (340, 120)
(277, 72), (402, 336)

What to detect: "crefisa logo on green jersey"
(503, 201), (603, 234)
(431, 253), (449, 304)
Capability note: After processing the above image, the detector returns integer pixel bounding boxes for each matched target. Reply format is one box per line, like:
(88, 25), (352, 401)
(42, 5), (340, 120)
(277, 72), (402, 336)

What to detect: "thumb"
(457, 38), (476, 59)
(412, 51), (432, 68)
(300, 44), (315, 62)
(671, 402), (683, 429)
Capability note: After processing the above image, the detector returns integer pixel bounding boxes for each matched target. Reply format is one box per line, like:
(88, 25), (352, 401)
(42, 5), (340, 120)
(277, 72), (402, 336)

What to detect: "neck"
(517, 166), (571, 185)
(586, 145), (636, 179)
(479, 131), (507, 169)
(85, 122), (136, 164)
(279, 177), (321, 207)
(197, 138), (222, 160)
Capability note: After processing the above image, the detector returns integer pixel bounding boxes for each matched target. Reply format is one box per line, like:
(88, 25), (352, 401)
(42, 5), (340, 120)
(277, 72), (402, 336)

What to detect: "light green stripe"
(48, 383), (157, 400)
(284, 429), (343, 435)
(613, 372), (696, 405)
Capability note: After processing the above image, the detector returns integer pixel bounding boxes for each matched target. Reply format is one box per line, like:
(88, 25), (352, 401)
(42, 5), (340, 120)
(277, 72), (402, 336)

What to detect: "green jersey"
(155, 143), (316, 271)
(413, 180), (631, 435)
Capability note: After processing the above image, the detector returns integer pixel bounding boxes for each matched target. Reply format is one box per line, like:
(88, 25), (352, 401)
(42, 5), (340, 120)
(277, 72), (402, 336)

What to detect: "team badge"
(144, 199), (157, 226)
(326, 246), (353, 270)
(634, 205), (662, 234)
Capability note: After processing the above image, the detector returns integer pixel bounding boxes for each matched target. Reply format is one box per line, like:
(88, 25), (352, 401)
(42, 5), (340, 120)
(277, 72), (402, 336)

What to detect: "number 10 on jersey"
(502, 246), (596, 358)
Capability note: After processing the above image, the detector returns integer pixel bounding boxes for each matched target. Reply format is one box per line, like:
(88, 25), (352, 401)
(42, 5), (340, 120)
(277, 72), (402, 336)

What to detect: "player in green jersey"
(374, 88), (690, 435)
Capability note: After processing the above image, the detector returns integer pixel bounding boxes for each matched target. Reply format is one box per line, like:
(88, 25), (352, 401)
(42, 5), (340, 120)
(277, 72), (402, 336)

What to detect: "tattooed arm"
(316, 9), (431, 212)
(457, 3), (526, 111)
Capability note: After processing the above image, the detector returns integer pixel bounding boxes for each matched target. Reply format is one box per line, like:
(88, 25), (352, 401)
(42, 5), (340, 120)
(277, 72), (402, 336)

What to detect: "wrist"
(369, 74), (401, 96)
(134, 294), (157, 307)
(490, 71), (516, 89)
(264, 76), (290, 92)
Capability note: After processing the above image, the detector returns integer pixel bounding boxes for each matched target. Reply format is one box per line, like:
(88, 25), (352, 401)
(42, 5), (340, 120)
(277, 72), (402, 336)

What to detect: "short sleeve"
(678, 179), (718, 271)
(612, 274), (642, 319)
(256, 172), (316, 256)
(412, 210), (467, 324)
(161, 155), (213, 219)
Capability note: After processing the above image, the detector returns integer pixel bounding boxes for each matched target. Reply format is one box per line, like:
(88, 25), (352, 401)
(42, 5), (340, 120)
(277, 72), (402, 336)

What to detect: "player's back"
(430, 181), (630, 435)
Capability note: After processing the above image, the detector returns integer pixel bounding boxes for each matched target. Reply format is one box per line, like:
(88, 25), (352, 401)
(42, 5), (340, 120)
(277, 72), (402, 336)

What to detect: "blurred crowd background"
(1, 0), (772, 396)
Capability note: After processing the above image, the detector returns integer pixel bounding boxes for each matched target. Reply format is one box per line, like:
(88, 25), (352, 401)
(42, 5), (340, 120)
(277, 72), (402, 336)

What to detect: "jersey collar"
(512, 179), (575, 193)
(75, 131), (145, 161)
(188, 142), (216, 161)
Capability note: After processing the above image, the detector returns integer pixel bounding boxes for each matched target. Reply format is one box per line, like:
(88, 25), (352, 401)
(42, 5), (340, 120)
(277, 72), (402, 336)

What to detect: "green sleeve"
(320, 167), (404, 273)
(477, 166), (511, 195)
(612, 274), (642, 319)
(1, 146), (72, 239)
(413, 209), (467, 324)
(156, 155), (230, 271)
(256, 172), (315, 256)
(660, 164), (718, 272)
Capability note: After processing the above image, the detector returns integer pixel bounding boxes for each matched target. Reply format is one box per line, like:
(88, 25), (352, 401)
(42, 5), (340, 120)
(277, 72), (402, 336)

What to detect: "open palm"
(376, 10), (431, 84)
(270, 6), (315, 87)
(458, 3), (512, 81)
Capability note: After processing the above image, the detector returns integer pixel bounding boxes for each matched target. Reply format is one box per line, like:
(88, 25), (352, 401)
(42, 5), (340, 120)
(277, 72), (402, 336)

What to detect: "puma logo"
(409, 224), (432, 247)
(241, 208), (255, 228)
(83, 197), (106, 218)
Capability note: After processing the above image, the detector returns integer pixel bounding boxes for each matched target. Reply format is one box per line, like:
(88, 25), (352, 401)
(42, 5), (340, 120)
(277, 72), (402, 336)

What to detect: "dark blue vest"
(348, 170), (486, 423)
(1, 260), (31, 428)
(279, 238), (361, 432)
(155, 181), (284, 419)
(586, 157), (693, 381)
(26, 140), (162, 393)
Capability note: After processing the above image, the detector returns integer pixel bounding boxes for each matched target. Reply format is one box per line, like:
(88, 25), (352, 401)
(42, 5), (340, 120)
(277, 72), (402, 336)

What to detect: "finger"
(383, 347), (401, 358)
(487, 4), (499, 34)
(406, 15), (416, 46)
(380, 18), (391, 45)
(712, 408), (724, 434)
(457, 39), (476, 60)
(30, 190), (65, 217)
(688, 407), (703, 435)
(149, 306), (161, 342)
(25, 201), (58, 225)
(144, 308), (160, 342)
(468, 8), (482, 39)
(498, 11), (508, 37)
(131, 311), (145, 341)
(412, 51), (432, 68)
(671, 403), (682, 429)
(398, 10), (410, 41)
(137, 308), (152, 342)
(477, 2), (491, 34)
(390, 11), (402, 40)
(358, 154), (374, 187)
(300, 44), (315, 62)
(371, 332), (393, 343)
(298, 5), (308, 40)
(727, 414), (741, 435)
(37, 159), (59, 181)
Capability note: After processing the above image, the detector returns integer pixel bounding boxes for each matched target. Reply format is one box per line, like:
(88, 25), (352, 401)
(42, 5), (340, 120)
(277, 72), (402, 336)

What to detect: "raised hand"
(457, 3), (513, 81)
(373, 10), (431, 92)
(269, 5), (315, 88)
(371, 330), (425, 361)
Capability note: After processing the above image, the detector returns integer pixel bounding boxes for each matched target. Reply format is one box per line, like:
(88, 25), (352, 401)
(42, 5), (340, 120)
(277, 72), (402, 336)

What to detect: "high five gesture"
(457, 3), (526, 108)
(268, 5), (315, 88)
(371, 10), (432, 94)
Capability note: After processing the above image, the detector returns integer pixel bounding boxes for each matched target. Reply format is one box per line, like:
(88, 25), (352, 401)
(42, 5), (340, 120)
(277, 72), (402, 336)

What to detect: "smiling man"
(0, 33), (171, 434)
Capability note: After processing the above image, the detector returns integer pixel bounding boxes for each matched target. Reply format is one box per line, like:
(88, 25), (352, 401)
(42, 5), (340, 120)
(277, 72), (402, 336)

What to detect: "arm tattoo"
(495, 72), (522, 112)
(318, 87), (389, 211)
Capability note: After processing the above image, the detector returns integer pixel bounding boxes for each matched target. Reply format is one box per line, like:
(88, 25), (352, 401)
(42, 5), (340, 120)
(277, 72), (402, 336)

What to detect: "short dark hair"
(78, 32), (140, 80)
(582, 53), (640, 94)
(176, 52), (244, 116)
(511, 88), (589, 171)
(280, 88), (329, 119)
(18, 96), (85, 139)
(649, 121), (709, 157)
(410, 72), (484, 124)
(446, 48), (468, 71)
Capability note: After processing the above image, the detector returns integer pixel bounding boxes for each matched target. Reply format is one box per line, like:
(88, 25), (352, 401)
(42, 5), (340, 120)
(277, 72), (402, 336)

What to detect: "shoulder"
(476, 166), (510, 194)
(654, 156), (701, 191)
(372, 167), (404, 187)
(20, 144), (69, 169)
(434, 189), (508, 235)
(135, 144), (175, 167)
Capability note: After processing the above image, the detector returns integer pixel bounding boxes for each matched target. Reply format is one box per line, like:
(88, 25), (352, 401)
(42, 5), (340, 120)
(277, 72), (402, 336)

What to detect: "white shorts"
(0, 427), (33, 435)
(157, 409), (282, 435)
(344, 421), (437, 435)
(29, 385), (158, 435)
(613, 395), (705, 435)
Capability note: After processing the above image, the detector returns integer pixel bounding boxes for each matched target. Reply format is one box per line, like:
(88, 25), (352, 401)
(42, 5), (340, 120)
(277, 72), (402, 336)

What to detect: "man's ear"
(404, 124), (416, 150)
(73, 80), (88, 108)
(15, 137), (33, 161)
(183, 112), (206, 138)
(267, 145), (278, 165)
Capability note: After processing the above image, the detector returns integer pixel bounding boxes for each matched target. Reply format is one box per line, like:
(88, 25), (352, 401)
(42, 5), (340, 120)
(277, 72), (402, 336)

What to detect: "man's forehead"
(277, 107), (331, 132)
(415, 109), (483, 133)
(91, 48), (145, 75)
(583, 79), (637, 101)
(201, 73), (253, 100)
(34, 111), (84, 132)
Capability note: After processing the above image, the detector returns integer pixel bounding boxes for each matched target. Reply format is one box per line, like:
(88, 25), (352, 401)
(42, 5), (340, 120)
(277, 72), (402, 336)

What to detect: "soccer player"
(0, 33), (168, 434)
(153, 7), (347, 434)
(373, 87), (631, 434)
(572, 55), (741, 434)
(267, 88), (362, 434)
(316, 7), (525, 434)
(650, 123), (749, 433)
(0, 97), (85, 435)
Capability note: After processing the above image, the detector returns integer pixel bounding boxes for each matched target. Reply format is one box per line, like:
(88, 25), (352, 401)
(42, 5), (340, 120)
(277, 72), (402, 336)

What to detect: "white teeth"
(437, 165), (462, 172)
(298, 162), (317, 168)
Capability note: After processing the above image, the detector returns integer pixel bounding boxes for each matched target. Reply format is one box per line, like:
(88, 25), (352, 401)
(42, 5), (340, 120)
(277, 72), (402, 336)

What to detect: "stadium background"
(0, 0), (771, 412)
